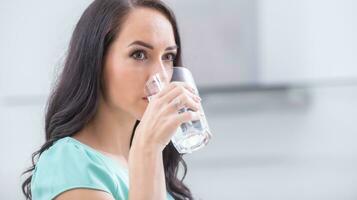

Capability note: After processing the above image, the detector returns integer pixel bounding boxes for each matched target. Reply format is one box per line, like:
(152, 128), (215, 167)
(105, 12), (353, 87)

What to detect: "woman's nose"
(151, 62), (166, 74)
(149, 63), (172, 83)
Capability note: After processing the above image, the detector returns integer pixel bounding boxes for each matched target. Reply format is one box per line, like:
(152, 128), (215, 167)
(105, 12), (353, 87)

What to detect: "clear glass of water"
(144, 66), (212, 154)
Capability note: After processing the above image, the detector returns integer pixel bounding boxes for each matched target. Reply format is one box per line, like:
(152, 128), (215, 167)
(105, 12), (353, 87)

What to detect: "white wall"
(258, 0), (357, 84)
(0, 0), (91, 97)
(0, 1), (91, 199)
(168, 0), (260, 87)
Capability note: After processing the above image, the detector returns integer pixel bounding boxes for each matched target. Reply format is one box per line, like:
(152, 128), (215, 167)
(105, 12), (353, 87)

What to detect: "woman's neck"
(74, 96), (137, 160)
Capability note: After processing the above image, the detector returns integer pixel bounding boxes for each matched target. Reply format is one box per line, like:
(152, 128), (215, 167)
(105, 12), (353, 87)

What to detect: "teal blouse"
(31, 136), (175, 200)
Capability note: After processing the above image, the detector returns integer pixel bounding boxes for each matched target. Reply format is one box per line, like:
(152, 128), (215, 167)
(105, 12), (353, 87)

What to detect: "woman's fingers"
(150, 82), (196, 101)
(161, 92), (201, 116)
(141, 81), (203, 144)
(161, 83), (200, 104)
(164, 110), (202, 131)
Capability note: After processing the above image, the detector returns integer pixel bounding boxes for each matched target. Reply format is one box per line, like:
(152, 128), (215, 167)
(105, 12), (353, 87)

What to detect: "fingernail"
(191, 111), (201, 120)
(195, 96), (202, 102)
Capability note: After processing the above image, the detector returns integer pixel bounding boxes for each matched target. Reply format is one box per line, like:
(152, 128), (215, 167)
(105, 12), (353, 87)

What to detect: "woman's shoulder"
(36, 136), (101, 167)
(31, 136), (121, 200)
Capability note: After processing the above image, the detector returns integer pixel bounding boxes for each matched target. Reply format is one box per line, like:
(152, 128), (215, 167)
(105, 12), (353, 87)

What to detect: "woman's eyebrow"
(128, 40), (178, 51)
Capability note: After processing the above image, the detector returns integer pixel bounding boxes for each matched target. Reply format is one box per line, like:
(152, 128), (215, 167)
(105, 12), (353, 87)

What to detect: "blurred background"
(1, 0), (357, 199)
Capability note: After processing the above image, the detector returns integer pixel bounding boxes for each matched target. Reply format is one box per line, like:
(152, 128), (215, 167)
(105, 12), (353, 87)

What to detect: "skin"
(55, 7), (202, 200)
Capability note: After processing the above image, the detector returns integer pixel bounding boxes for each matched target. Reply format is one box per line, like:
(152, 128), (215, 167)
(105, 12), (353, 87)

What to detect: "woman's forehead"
(116, 8), (176, 48)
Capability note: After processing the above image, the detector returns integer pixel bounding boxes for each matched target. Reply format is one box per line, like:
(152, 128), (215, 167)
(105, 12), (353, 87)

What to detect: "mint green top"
(31, 136), (175, 200)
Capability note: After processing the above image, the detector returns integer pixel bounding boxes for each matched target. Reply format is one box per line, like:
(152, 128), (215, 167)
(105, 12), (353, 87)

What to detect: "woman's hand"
(132, 81), (202, 152)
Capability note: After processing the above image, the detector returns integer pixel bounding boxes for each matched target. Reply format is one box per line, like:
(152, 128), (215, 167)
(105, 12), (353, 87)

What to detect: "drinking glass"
(144, 67), (212, 154)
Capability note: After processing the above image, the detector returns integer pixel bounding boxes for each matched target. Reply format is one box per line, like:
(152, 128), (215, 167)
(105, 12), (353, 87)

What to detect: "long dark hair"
(21, 0), (193, 199)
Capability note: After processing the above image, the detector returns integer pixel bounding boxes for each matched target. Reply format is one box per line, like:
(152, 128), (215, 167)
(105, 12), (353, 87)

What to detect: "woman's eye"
(131, 50), (147, 60)
(163, 53), (177, 61)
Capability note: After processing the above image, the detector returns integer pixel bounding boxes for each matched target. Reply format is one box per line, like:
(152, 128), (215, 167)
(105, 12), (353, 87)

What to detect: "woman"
(21, 0), (203, 199)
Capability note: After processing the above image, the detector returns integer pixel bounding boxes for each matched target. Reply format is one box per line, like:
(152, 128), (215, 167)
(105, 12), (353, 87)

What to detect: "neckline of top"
(64, 136), (129, 173)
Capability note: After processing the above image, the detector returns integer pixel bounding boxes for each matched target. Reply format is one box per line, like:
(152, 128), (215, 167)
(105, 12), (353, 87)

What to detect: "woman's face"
(102, 8), (177, 120)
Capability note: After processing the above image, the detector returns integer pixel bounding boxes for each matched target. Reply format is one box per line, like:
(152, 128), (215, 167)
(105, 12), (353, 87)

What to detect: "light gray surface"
(184, 85), (357, 200)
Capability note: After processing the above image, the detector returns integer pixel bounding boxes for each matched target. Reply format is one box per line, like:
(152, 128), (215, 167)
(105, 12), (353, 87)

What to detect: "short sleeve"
(31, 139), (118, 200)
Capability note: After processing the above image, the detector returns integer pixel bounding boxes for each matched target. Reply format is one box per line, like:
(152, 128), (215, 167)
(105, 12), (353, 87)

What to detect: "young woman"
(21, 0), (202, 199)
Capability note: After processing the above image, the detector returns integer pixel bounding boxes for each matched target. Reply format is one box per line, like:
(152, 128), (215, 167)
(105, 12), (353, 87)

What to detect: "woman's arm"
(128, 82), (201, 200)
(128, 144), (166, 200)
